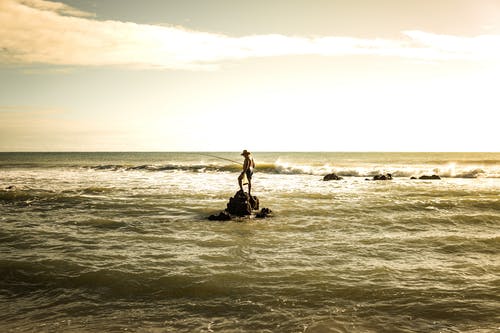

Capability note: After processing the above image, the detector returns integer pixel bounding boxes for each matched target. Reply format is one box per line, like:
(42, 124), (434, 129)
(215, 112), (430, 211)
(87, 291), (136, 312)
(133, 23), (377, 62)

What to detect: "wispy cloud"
(403, 30), (500, 61)
(1, 0), (499, 71)
(17, 0), (94, 17)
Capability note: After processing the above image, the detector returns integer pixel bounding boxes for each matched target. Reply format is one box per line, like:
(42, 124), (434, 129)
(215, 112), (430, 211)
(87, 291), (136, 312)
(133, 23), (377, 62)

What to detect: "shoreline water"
(1, 152), (499, 332)
(1, 152), (499, 178)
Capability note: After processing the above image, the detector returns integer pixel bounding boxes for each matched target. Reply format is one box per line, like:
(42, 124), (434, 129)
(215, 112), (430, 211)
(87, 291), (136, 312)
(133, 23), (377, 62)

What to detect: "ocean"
(0, 152), (499, 333)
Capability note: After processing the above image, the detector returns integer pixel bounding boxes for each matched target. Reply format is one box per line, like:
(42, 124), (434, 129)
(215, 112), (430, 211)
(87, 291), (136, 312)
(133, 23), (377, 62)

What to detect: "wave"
(452, 168), (487, 179)
(88, 163), (242, 173)
(0, 258), (244, 299)
(2, 160), (499, 179)
(0, 187), (119, 207)
(2, 229), (499, 298)
(84, 162), (499, 178)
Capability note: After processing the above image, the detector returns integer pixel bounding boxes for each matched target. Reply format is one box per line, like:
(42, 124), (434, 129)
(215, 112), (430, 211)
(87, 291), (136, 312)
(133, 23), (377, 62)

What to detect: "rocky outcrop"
(419, 175), (441, 180)
(256, 208), (272, 218)
(369, 173), (393, 181)
(208, 190), (271, 221)
(323, 173), (343, 181)
(227, 190), (259, 216)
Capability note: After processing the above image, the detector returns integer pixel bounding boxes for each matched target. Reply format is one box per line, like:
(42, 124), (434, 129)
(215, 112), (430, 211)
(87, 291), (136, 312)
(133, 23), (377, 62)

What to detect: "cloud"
(17, 0), (94, 17)
(1, 0), (499, 70)
(403, 30), (500, 61)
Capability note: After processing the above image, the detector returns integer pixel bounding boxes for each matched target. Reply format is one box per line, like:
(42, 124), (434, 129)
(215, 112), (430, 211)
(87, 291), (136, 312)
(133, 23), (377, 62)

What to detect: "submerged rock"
(208, 210), (232, 221)
(323, 173), (343, 181)
(419, 175), (441, 180)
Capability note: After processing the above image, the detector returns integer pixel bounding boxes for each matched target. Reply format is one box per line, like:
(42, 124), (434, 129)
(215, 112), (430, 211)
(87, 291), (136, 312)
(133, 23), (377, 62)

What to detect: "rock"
(5, 185), (16, 190)
(410, 176), (417, 180)
(256, 208), (272, 219)
(227, 190), (259, 216)
(208, 210), (232, 221)
(208, 190), (269, 220)
(323, 173), (343, 181)
(249, 195), (259, 211)
(419, 175), (441, 180)
(373, 173), (392, 180)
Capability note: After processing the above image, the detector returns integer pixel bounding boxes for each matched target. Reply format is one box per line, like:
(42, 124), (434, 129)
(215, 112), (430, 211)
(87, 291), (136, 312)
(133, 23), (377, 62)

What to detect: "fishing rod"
(197, 153), (242, 166)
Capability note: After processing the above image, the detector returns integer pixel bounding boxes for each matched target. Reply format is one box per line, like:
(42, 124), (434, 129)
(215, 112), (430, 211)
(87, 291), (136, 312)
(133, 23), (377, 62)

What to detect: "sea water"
(0, 152), (499, 332)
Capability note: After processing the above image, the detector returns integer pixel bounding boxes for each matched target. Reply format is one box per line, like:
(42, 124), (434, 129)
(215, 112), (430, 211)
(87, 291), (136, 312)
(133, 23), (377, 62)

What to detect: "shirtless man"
(238, 150), (255, 195)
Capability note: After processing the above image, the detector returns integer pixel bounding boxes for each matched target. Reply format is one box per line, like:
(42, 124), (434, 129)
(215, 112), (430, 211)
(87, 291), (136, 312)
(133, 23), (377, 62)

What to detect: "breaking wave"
(82, 163), (500, 179)
(1, 152), (498, 179)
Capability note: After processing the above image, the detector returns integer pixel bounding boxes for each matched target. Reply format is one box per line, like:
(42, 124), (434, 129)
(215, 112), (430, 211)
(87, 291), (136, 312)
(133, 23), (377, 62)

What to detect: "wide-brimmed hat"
(241, 149), (250, 156)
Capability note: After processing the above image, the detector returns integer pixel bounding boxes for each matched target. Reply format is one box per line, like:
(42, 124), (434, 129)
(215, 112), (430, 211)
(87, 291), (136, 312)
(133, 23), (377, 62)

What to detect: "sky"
(1, 0), (499, 152)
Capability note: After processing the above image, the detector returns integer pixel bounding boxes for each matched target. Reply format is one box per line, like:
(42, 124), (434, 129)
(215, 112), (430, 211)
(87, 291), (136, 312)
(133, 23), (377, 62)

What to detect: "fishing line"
(196, 153), (243, 166)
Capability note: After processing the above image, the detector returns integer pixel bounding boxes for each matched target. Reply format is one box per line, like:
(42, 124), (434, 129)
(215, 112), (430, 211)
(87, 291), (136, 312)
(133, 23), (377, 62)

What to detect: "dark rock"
(256, 208), (272, 219)
(419, 175), (441, 180)
(249, 195), (259, 211)
(208, 210), (232, 221)
(208, 190), (269, 220)
(410, 176), (417, 180)
(373, 173), (392, 180)
(323, 173), (343, 181)
(5, 185), (16, 190)
(227, 190), (259, 216)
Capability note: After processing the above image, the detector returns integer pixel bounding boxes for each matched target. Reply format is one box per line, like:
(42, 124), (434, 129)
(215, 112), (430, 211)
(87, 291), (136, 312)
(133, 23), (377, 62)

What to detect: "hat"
(241, 149), (250, 156)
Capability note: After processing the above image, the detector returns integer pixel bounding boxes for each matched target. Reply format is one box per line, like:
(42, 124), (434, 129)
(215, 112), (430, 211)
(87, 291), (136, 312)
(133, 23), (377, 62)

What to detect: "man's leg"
(238, 174), (244, 192)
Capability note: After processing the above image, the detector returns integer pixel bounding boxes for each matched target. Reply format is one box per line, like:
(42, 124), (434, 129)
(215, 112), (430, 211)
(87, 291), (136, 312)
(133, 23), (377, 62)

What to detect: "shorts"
(245, 168), (253, 180)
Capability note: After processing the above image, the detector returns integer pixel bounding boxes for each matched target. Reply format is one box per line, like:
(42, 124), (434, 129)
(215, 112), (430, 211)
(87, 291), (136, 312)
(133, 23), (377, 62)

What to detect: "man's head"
(241, 149), (250, 156)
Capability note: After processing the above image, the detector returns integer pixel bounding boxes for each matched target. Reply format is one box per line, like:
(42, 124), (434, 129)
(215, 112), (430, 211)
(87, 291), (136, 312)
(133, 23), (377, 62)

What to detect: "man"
(238, 149), (255, 195)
